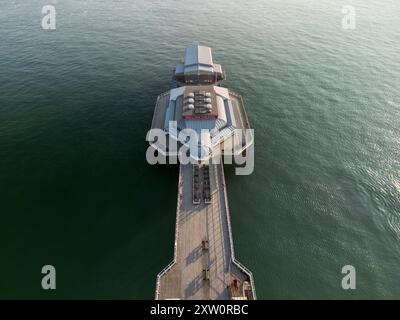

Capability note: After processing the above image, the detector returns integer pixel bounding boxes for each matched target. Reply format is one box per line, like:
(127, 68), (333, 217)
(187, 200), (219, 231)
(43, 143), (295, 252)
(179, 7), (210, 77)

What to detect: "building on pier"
(149, 46), (256, 300)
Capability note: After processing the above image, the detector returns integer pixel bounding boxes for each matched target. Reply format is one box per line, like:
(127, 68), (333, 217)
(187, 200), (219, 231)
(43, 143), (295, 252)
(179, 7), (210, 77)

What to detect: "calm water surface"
(0, 0), (399, 298)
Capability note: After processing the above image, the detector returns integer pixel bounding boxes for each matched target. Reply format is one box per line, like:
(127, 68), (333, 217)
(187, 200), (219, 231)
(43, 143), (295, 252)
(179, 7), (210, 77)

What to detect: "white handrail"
(151, 91), (170, 130)
(154, 164), (182, 299)
(219, 163), (257, 299)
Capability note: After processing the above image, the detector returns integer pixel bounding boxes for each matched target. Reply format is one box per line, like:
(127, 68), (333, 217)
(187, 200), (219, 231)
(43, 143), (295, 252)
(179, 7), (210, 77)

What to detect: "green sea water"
(0, 0), (399, 299)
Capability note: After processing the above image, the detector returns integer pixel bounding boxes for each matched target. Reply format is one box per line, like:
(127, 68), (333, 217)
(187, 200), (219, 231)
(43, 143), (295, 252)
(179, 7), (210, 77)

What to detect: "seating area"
(192, 165), (201, 204)
(203, 165), (211, 204)
(192, 165), (212, 205)
(202, 268), (210, 281)
(202, 239), (209, 251)
(230, 278), (253, 300)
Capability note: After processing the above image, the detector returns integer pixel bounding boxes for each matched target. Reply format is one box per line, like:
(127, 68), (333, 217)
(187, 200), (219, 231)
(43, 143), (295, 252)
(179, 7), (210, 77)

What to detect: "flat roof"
(184, 45), (213, 67)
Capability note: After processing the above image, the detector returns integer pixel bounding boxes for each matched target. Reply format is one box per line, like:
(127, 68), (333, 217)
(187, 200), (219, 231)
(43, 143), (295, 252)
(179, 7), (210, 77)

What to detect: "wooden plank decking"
(155, 163), (255, 300)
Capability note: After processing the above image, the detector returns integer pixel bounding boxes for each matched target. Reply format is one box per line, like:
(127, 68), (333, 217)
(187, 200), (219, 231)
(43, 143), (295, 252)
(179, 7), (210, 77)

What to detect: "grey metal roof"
(184, 45), (213, 67)
(174, 45), (224, 79)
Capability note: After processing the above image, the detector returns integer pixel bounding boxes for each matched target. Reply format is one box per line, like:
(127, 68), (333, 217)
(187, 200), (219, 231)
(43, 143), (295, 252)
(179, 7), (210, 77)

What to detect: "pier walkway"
(155, 162), (256, 300)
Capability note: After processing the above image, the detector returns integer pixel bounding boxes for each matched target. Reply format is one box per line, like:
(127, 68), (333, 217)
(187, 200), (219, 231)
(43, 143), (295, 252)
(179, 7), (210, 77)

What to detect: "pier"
(155, 162), (256, 300)
(150, 46), (256, 300)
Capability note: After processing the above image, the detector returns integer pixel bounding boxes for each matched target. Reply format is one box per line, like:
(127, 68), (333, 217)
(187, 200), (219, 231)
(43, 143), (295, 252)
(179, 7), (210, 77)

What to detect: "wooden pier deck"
(155, 162), (256, 300)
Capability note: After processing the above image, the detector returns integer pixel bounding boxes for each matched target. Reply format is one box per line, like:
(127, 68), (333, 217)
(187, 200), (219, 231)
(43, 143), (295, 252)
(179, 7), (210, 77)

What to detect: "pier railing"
(151, 91), (170, 130)
(229, 90), (252, 130)
(219, 163), (257, 300)
(154, 164), (182, 299)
